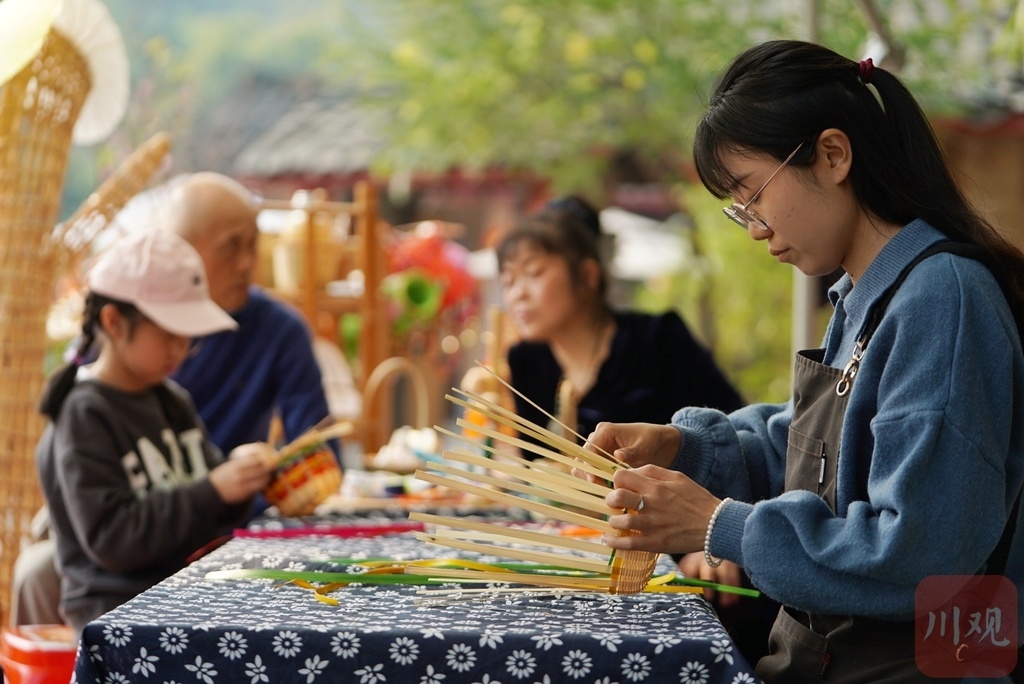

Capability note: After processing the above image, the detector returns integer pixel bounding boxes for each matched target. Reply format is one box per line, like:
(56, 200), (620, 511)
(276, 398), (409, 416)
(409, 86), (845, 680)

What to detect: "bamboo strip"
(433, 531), (604, 563)
(446, 391), (588, 462)
(423, 459), (613, 516)
(428, 528), (607, 562)
(469, 360), (613, 461)
(416, 532), (610, 574)
(609, 547), (660, 594)
(434, 423), (610, 483)
(269, 419), (353, 467)
(404, 565), (612, 591)
(409, 512), (610, 555)
(451, 418), (610, 481)
(419, 587), (586, 596)
(448, 386), (602, 466)
(416, 382), (659, 595)
(448, 388), (622, 471)
(440, 447), (611, 498)
(413, 471), (614, 534)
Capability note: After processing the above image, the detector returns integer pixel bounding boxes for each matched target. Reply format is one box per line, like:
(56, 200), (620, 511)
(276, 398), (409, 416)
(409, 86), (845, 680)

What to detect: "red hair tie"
(858, 58), (875, 84)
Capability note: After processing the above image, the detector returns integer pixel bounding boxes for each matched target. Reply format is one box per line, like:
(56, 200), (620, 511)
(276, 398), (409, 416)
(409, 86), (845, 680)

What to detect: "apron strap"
(856, 241), (997, 350)
(853, 239), (1023, 574)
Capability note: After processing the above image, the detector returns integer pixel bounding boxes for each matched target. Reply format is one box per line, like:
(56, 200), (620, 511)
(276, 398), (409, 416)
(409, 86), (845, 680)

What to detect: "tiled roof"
(232, 97), (386, 177)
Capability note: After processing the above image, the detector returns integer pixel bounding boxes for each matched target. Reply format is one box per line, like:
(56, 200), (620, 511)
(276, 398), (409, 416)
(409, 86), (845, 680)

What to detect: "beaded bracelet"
(704, 497), (733, 569)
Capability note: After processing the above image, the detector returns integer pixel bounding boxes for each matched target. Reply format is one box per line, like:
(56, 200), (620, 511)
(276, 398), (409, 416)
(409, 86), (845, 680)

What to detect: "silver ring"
(637, 494), (645, 512)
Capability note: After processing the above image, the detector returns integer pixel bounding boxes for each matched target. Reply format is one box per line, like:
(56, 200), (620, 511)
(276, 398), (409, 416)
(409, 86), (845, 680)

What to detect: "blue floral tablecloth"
(73, 509), (759, 683)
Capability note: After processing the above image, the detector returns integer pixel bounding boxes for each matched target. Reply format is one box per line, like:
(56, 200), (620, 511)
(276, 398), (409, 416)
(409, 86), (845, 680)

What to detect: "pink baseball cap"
(88, 230), (238, 337)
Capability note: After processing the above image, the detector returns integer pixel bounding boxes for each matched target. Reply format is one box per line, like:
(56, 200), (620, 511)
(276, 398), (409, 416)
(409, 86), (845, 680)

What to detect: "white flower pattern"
(331, 631), (361, 658)
(679, 660), (710, 683)
(506, 649), (537, 678)
(621, 653), (652, 681)
(103, 624), (132, 647)
(183, 655), (217, 684)
(273, 630), (303, 658)
(389, 635), (419, 665)
(710, 639), (735, 666)
(71, 524), (756, 683)
(354, 663), (385, 683)
(159, 627), (189, 654)
(446, 643), (477, 672)
(218, 631), (247, 660)
(131, 646), (158, 676)
(561, 649), (592, 678)
(298, 654), (329, 682)
(244, 655), (269, 683)
(419, 663), (445, 683)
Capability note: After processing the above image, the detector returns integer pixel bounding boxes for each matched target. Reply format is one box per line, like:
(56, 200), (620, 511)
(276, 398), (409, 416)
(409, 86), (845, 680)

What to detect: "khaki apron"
(756, 242), (1023, 683)
(755, 348), (929, 683)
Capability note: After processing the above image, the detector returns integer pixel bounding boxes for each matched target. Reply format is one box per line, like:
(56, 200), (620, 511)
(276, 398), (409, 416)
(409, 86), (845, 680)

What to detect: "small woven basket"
(264, 442), (343, 517)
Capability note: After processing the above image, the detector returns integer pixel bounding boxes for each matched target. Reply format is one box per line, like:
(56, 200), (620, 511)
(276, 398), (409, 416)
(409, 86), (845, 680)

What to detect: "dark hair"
(39, 293), (145, 420)
(544, 195), (602, 236)
(693, 39), (1024, 327)
(497, 196), (608, 298)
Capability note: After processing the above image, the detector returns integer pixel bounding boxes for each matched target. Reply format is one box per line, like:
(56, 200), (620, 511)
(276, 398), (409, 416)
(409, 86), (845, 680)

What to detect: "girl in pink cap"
(35, 230), (272, 634)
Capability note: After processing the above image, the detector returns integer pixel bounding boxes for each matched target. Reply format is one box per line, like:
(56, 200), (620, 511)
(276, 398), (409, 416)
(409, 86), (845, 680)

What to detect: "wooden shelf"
(257, 182), (394, 452)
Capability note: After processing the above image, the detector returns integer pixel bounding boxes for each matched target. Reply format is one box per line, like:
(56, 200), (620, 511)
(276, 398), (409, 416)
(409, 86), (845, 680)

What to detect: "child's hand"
(209, 443), (273, 504)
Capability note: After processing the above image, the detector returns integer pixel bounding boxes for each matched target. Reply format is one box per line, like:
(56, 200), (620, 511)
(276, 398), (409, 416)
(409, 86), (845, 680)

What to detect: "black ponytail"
(693, 39), (1024, 332)
(38, 293), (144, 420)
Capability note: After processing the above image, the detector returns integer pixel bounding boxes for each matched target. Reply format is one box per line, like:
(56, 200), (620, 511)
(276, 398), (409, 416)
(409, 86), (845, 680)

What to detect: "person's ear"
(98, 304), (125, 340)
(816, 128), (853, 184)
(580, 258), (601, 292)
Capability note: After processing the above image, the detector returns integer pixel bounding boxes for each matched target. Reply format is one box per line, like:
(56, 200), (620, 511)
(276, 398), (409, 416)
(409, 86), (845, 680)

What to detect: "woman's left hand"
(601, 464), (721, 555)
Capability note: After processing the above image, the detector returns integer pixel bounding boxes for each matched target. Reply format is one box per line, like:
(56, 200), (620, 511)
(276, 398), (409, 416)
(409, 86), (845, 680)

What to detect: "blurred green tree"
(315, 0), (1014, 400)
(325, 0), (1012, 193)
(64, 0), (1016, 400)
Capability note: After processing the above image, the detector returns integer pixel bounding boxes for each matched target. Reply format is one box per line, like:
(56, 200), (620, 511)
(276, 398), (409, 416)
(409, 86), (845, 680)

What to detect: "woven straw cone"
(0, 28), (91, 626)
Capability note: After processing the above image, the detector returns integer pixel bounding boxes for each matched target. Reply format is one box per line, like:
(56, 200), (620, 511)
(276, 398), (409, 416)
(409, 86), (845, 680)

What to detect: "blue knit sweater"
(672, 221), (1024, 632)
(172, 287), (332, 452)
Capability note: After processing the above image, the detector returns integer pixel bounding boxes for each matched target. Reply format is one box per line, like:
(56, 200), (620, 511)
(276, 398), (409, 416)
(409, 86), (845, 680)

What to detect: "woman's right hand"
(209, 443), (273, 504)
(584, 422), (681, 470)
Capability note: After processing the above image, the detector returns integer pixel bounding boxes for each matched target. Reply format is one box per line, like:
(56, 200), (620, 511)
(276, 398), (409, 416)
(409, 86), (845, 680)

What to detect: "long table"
(73, 508), (759, 682)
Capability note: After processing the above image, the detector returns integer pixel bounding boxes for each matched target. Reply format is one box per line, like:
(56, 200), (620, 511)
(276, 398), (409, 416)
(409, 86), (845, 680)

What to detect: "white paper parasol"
(0, 0), (61, 87)
(54, 0), (130, 145)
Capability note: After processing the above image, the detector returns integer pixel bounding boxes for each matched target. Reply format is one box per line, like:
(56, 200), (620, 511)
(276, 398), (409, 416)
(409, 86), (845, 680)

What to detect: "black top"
(508, 311), (745, 447)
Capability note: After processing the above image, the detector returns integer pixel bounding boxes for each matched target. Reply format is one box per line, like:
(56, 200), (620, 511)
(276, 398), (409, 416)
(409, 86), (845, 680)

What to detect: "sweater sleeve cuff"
(668, 422), (716, 484)
(192, 478), (228, 513)
(709, 499), (752, 567)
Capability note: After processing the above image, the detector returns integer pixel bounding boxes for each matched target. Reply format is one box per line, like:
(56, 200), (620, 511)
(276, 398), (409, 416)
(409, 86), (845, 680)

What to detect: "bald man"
(167, 172), (336, 454)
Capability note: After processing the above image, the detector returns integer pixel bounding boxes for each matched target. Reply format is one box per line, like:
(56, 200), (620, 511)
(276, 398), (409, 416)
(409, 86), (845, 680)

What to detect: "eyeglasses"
(722, 143), (804, 232)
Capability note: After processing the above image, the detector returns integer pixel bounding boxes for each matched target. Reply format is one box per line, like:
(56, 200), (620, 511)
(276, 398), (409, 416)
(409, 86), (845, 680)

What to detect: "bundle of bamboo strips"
(412, 366), (658, 594)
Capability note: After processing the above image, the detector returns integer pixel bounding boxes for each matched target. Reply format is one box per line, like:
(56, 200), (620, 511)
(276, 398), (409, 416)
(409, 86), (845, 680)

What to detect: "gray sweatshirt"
(36, 374), (250, 633)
